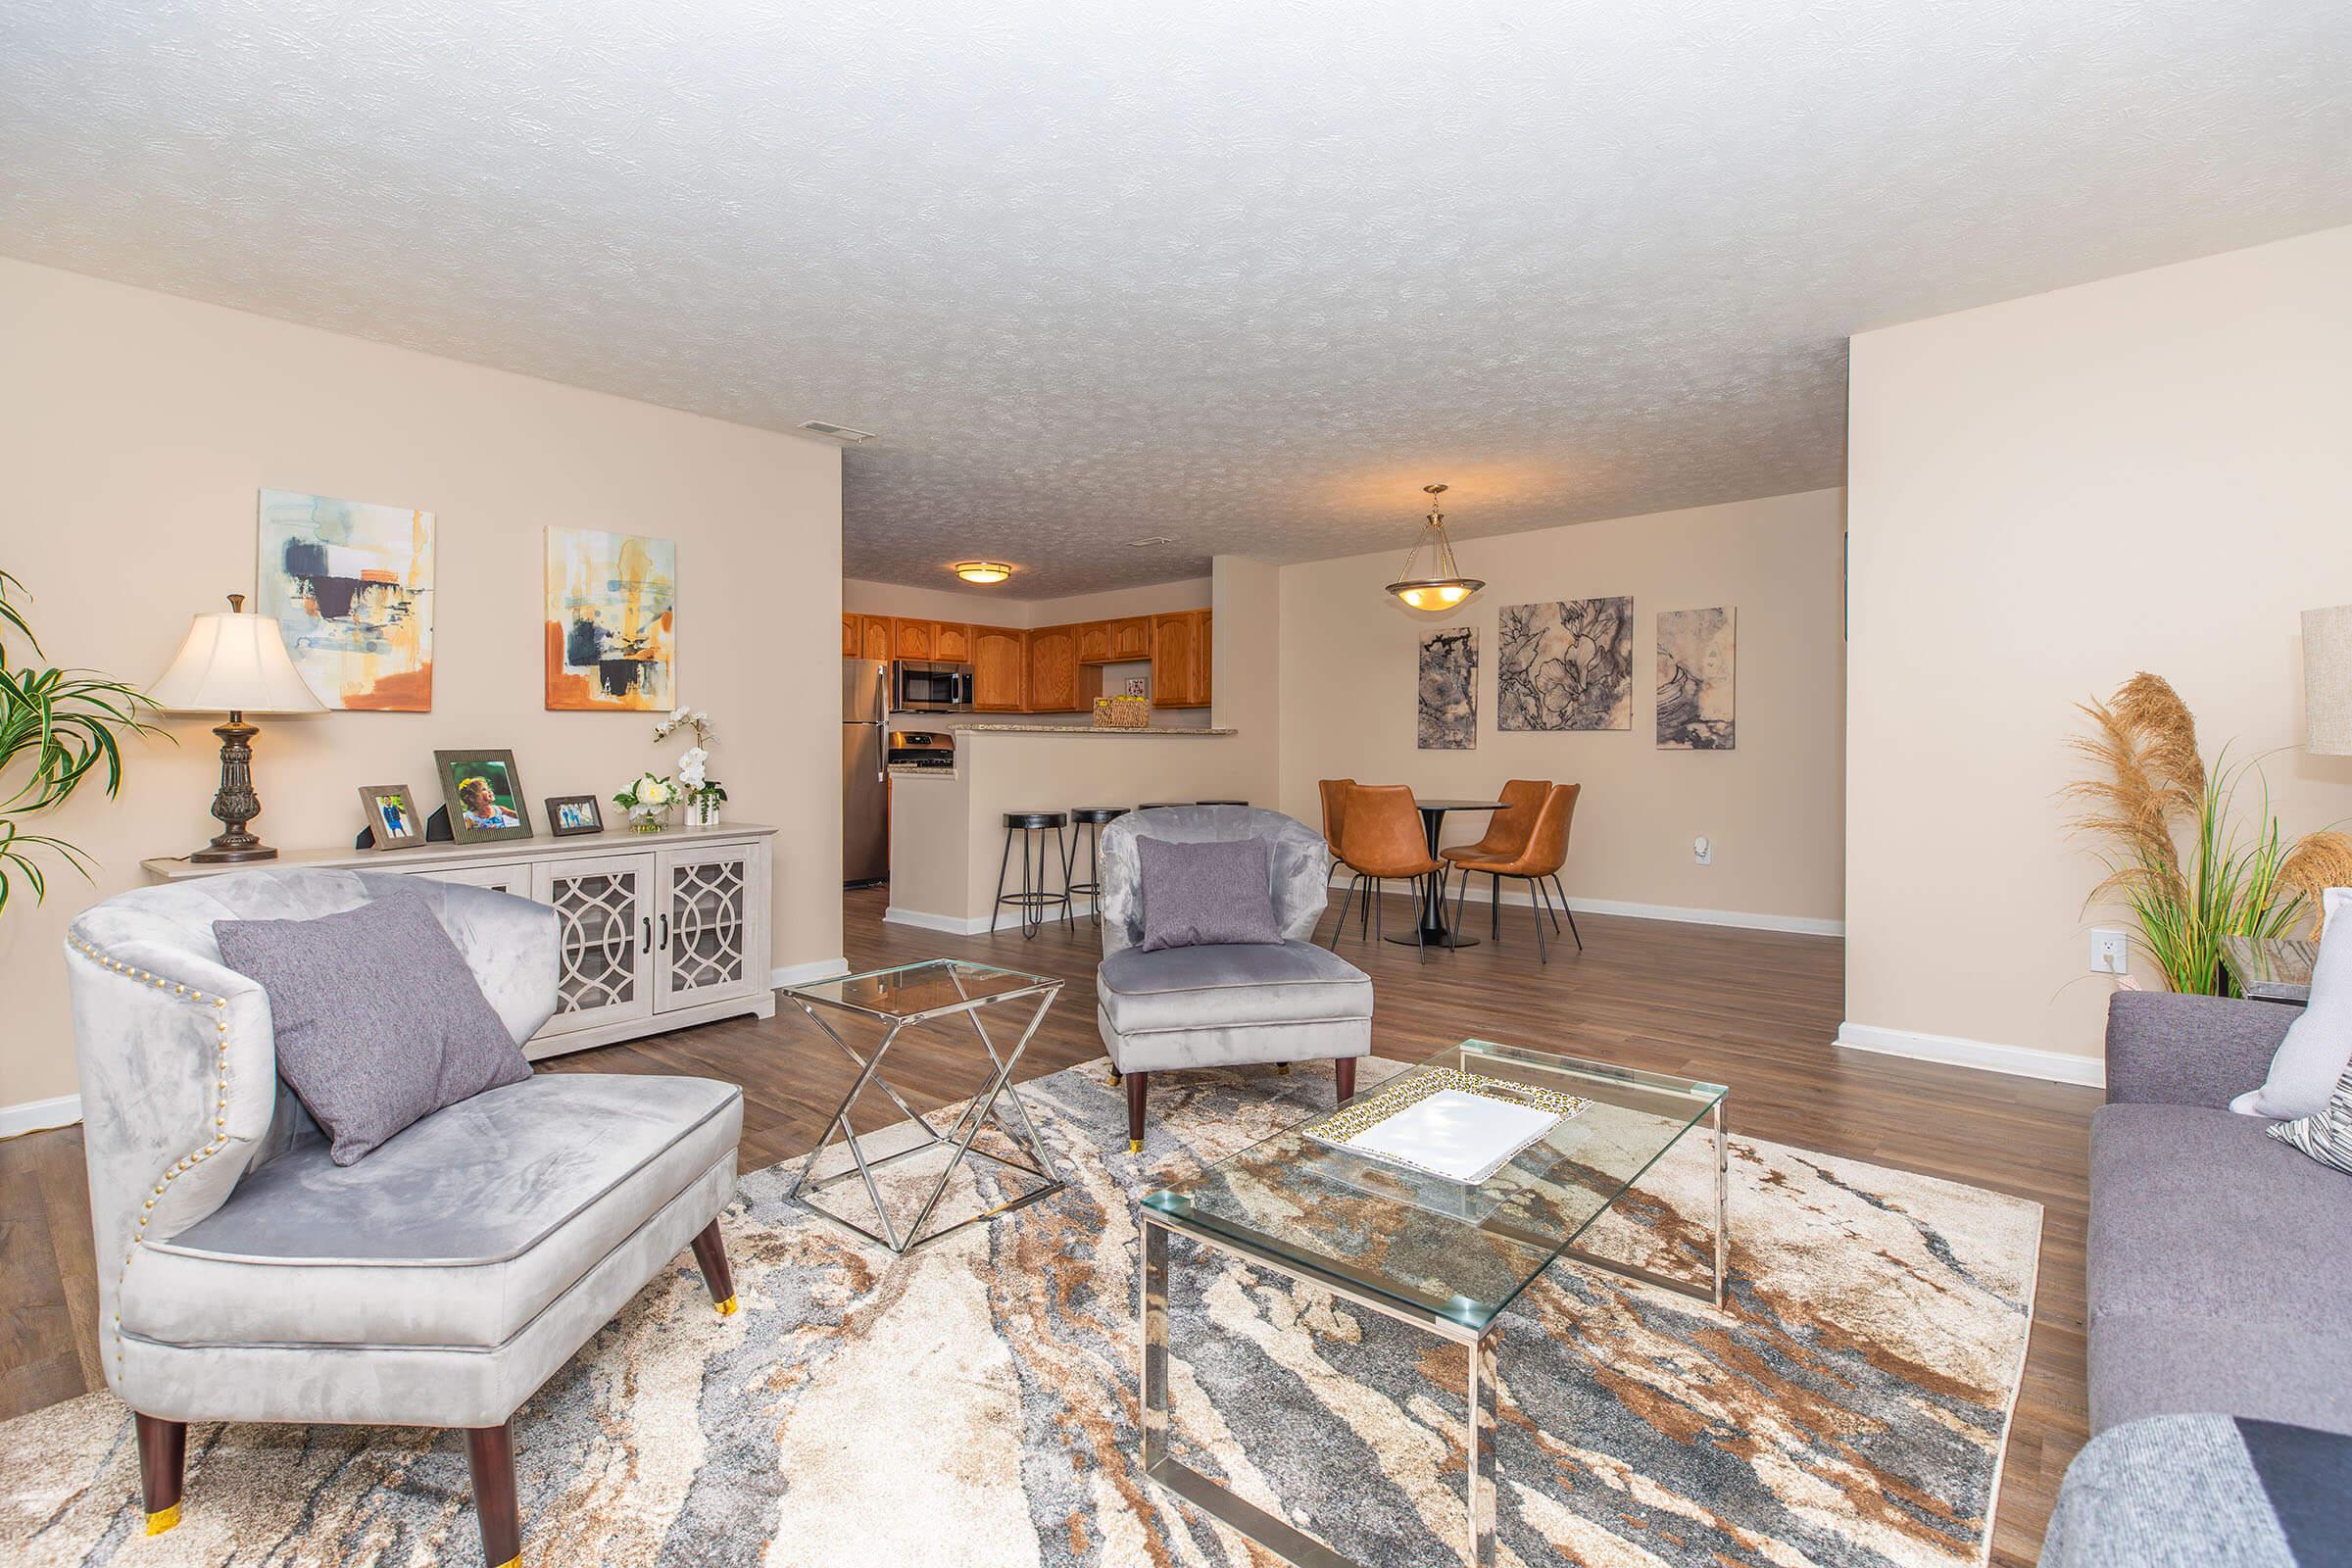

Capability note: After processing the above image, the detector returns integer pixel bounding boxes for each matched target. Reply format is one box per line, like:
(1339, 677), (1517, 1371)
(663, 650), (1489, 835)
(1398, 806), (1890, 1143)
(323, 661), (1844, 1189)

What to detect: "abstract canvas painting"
(1417, 626), (1476, 749)
(256, 490), (434, 710)
(545, 527), (676, 710)
(1496, 598), (1633, 731)
(1657, 607), (1737, 749)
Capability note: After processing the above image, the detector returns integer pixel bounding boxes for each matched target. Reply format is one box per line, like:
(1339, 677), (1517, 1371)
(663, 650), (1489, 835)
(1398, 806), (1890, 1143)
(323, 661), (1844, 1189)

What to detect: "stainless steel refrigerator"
(843, 659), (889, 884)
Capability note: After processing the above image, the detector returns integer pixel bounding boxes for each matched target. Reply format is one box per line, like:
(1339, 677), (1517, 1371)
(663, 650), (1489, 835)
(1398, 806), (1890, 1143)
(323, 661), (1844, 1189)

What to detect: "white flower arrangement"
(652, 707), (726, 825)
(614, 770), (677, 831)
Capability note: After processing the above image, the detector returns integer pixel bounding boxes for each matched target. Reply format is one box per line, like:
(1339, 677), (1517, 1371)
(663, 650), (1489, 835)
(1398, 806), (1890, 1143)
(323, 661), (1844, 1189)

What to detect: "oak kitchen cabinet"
(858, 614), (893, 662)
(1025, 623), (1082, 711)
(1074, 619), (1112, 663)
(932, 621), (972, 662)
(1109, 615), (1152, 661)
(890, 616), (934, 660)
(1150, 609), (1212, 708)
(972, 624), (1027, 710)
(841, 612), (858, 657)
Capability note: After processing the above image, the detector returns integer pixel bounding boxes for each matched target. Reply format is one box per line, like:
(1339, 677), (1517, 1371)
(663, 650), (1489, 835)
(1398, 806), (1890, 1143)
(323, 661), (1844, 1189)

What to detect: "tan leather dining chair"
(1441, 778), (1547, 937)
(1317, 778), (1368, 939)
(1333, 784), (1446, 961)
(1447, 783), (1583, 961)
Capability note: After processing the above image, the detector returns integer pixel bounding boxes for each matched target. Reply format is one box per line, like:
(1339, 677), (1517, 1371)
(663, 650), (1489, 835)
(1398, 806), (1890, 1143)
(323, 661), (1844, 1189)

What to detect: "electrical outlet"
(1693, 835), (1712, 866)
(2090, 929), (2129, 975)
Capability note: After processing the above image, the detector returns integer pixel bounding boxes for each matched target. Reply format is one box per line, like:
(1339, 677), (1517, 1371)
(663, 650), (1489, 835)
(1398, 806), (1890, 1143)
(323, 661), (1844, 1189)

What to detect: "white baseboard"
(1, 1093), (82, 1137)
(1404, 879), (1842, 938)
(770, 956), (851, 989)
(1835, 1021), (2105, 1088)
(885, 899), (1097, 937)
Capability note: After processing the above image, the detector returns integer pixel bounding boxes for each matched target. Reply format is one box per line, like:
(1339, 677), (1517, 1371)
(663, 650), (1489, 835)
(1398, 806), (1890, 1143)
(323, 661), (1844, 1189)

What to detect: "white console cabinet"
(143, 824), (777, 1060)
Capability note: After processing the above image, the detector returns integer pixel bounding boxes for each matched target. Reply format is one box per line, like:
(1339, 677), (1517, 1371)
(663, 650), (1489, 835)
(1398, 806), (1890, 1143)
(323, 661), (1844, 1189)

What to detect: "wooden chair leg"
(1336, 1057), (1356, 1103)
(466, 1422), (521, 1568)
(690, 1217), (738, 1316)
(1125, 1070), (1150, 1154)
(135, 1414), (185, 1535)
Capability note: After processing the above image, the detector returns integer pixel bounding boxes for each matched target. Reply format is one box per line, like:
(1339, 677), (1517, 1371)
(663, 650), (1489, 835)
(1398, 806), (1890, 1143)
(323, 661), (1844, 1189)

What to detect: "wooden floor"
(0, 884), (2097, 1566)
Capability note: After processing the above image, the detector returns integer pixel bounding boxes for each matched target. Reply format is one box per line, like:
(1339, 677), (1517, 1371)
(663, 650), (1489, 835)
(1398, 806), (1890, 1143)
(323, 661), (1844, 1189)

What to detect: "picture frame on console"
(433, 750), (534, 845)
(357, 784), (427, 850)
(546, 794), (605, 837)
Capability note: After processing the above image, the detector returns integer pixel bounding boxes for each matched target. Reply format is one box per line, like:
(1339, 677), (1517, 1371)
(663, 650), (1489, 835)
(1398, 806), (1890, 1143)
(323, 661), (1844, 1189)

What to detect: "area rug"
(2, 1056), (2041, 1567)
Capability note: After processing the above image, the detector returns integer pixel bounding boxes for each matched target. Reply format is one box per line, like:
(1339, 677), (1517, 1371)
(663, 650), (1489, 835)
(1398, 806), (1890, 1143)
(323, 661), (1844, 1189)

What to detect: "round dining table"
(1385, 798), (1508, 949)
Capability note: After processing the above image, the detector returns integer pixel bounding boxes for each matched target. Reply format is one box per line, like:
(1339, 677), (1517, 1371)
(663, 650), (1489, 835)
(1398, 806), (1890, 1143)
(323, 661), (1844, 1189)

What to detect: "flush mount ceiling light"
(1384, 484), (1486, 610)
(953, 561), (1012, 585)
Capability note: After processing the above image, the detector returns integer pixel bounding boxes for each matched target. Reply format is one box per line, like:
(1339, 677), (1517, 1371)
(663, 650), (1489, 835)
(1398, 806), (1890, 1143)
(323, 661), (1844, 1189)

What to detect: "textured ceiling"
(4, 3), (2348, 596)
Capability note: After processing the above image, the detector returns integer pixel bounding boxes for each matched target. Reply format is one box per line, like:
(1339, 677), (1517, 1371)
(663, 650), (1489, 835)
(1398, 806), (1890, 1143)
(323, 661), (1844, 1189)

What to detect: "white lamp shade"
(2306, 605), (2352, 757)
(149, 608), (326, 714)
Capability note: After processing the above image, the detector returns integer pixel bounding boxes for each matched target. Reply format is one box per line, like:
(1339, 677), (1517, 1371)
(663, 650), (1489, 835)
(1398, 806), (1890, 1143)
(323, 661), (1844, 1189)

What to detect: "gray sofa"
(2041, 991), (2352, 1565)
(1095, 807), (1373, 1152)
(66, 869), (744, 1564)
(2085, 991), (2351, 1436)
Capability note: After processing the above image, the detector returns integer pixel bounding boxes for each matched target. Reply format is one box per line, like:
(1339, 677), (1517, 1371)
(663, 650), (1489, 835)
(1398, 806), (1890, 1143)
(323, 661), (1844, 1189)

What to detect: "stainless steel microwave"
(892, 660), (972, 712)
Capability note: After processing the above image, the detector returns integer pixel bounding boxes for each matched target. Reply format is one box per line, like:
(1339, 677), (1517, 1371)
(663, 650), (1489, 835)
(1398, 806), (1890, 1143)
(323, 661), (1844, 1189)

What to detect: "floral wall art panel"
(1496, 597), (1633, 732)
(1417, 626), (1477, 749)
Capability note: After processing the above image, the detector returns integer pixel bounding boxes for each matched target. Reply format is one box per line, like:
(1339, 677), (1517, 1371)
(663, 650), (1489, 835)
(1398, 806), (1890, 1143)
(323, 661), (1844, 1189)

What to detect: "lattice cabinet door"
(531, 852), (658, 1035)
(655, 844), (768, 1011)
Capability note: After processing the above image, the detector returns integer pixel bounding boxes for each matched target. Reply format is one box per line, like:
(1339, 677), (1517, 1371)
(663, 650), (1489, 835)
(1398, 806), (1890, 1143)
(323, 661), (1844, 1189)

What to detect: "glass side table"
(780, 959), (1066, 1253)
(2221, 936), (2317, 1005)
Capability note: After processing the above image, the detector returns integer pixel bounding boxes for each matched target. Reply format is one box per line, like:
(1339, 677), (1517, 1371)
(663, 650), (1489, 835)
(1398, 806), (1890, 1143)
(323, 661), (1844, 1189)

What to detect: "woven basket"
(1093, 695), (1150, 729)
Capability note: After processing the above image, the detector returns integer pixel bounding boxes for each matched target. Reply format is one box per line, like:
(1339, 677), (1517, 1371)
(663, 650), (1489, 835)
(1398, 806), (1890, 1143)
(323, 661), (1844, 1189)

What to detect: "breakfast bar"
(885, 725), (1252, 933)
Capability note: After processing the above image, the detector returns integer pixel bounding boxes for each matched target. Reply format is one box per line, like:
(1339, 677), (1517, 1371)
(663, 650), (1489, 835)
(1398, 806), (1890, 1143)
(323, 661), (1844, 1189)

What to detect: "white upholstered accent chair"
(65, 868), (744, 1565)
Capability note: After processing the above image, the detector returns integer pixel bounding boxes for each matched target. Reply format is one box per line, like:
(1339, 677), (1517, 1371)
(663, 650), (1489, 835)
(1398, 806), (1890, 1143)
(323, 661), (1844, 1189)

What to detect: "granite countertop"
(887, 764), (957, 778)
(957, 724), (1237, 736)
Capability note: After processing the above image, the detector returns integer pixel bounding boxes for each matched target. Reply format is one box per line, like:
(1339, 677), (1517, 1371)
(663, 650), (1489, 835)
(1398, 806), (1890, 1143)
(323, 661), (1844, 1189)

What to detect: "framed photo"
(432, 750), (534, 845)
(545, 794), (605, 838)
(357, 783), (426, 850)
(1124, 676), (1149, 699)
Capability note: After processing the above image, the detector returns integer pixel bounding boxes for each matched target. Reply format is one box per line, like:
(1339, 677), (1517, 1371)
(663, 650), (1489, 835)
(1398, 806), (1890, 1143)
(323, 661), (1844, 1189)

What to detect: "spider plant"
(2068, 672), (2352, 995)
(0, 569), (167, 914)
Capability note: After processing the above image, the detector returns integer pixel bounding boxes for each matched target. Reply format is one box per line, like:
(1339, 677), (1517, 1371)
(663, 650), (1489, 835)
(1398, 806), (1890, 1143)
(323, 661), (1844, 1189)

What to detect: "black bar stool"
(992, 811), (1071, 938)
(1062, 807), (1128, 927)
(1196, 800), (1249, 806)
(1137, 803), (1186, 809)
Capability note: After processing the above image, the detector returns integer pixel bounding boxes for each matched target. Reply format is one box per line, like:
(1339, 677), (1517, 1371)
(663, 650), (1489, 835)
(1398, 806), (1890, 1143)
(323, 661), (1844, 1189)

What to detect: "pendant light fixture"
(1384, 484), (1485, 610)
(953, 561), (1012, 585)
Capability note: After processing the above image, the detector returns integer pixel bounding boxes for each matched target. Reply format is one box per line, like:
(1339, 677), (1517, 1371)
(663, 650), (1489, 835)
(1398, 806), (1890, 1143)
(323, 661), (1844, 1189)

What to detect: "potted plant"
(614, 771), (676, 833)
(1, 569), (165, 913)
(2068, 671), (2352, 993)
(654, 707), (726, 827)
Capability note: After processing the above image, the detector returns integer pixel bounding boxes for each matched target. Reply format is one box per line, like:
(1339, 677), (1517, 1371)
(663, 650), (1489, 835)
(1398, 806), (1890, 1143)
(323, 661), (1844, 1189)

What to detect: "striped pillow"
(2270, 1057), (2352, 1174)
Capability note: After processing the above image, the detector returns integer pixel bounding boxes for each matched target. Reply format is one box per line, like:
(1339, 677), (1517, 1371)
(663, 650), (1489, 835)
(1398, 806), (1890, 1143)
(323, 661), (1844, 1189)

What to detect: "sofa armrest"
(2103, 991), (2292, 1108)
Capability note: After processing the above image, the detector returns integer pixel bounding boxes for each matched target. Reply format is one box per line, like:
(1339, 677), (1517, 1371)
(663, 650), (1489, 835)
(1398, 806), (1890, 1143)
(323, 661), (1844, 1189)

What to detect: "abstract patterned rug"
(2, 1057), (2041, 1567)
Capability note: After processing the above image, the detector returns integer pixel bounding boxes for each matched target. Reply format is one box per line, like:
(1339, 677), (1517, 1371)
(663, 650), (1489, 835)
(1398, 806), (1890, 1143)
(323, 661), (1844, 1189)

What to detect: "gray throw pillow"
(214, 892), (530, 1164)
(1137, 836), (1283, 952)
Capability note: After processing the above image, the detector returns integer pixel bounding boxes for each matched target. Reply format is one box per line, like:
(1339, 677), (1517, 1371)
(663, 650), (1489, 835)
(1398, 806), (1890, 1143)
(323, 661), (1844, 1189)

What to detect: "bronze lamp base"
(186, 712), (278, 863)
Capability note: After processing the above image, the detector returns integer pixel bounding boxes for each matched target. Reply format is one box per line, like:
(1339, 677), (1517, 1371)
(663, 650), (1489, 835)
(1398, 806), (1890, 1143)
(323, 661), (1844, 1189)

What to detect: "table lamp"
(2307, 606), (2352, 757)
(149, 593), (325, 861)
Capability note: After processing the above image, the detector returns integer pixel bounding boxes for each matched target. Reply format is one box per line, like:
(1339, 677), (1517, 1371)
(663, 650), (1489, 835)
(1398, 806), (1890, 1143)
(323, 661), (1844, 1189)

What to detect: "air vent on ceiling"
(1125, 535), (1175, 548)
(797, 420), (876, 443)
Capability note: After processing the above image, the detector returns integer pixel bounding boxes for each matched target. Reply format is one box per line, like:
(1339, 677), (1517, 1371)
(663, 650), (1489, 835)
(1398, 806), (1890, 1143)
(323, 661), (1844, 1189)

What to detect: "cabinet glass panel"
(552, 868), (643, 1014)
(667, 855), (750, 995)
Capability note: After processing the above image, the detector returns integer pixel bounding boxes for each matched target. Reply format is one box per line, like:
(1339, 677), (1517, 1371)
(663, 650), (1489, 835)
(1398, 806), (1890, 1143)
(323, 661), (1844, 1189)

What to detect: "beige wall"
(1275, 490), (1847, 929)
(844, 575), (1208, 629)
(1210, 556), (1282, 807)
(0, 259), (844, 1115)
(1845, 223), (2352, 1076)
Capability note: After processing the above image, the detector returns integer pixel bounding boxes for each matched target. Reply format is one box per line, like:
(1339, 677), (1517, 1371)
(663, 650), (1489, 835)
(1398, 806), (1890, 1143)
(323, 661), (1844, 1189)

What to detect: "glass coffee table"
(1139, 1040), (1728, 1568)
(781, 959), (1065, 1254)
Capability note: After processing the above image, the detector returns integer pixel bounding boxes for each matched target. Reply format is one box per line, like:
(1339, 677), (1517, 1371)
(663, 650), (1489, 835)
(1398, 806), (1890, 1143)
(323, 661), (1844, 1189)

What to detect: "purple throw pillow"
(1137, 836), (1283, 952)
(214, 892), (530, 1164)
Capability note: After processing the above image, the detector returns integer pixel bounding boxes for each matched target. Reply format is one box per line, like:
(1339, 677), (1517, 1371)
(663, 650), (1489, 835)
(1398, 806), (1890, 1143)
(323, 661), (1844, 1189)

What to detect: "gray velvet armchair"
(1096, 807), (1373, 1152)
(65, 868), (744, 1565)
